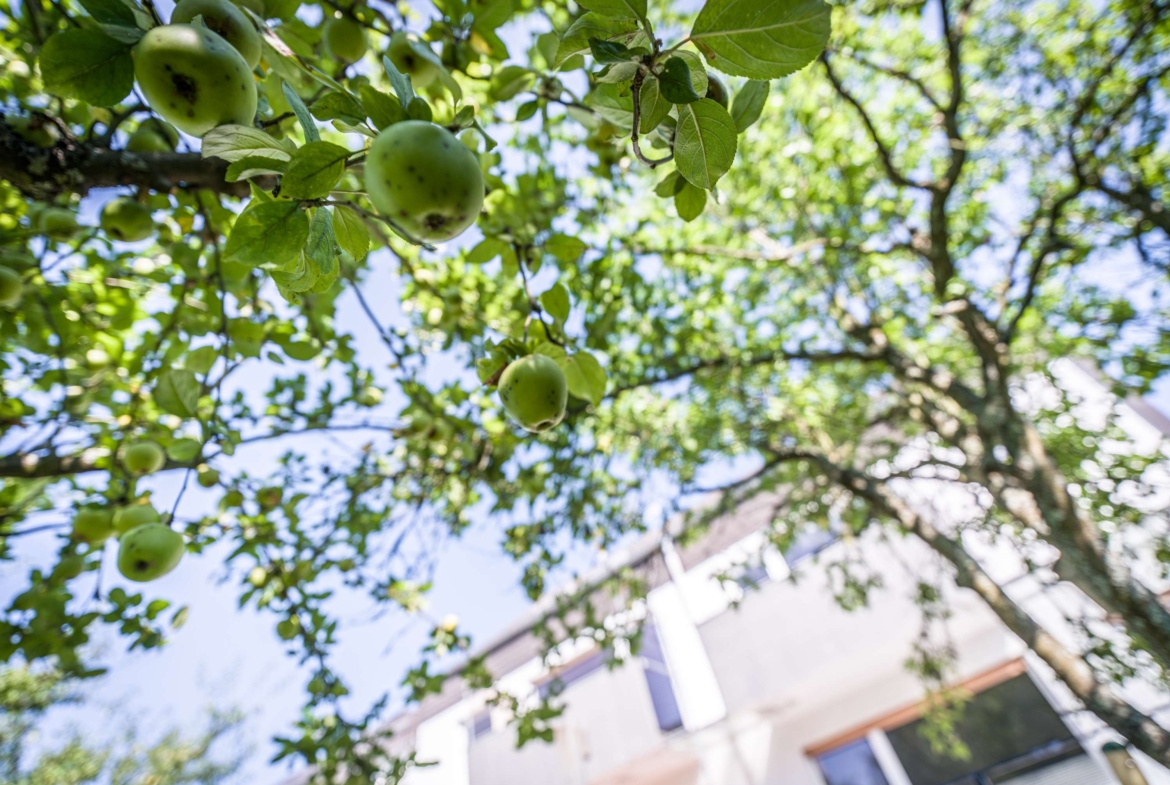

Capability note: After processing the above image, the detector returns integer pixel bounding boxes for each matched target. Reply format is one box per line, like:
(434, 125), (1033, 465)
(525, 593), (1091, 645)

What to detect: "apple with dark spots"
(171, 0), (261, 68)
(365, 121), (484, 243)
(387, 31), (439, 89)
(134, 24), (257, 137)
(497, 354), (568, 433)
(100, 197), (155, 243)
(117, 523), (185, 582)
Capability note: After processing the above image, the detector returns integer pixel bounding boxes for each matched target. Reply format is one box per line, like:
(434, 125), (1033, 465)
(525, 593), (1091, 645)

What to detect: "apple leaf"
(153, 369), (201, 418)
(282, 81), (320, 143)
(223, 199), (309, 268)
(674, 98), (738, 190)
(690, 0), (832, 79)
(202, 125), (295, 164)
(540, 284), (571, 324)
(360, 85), (406, 130)
(39, 29), (134, 107)
(658, 56), (703, 104)
(332, 206), (369, 262)
(731, 80), (771, 132)
(280, 141), (349, 200)
(382, 55), (415, 107)
(556, 12), (647, 67)
(675, 180), (707, 221)
(557, 352), (607, 405)
(577, 0), (647, 21)
(639, 75), (672, 133)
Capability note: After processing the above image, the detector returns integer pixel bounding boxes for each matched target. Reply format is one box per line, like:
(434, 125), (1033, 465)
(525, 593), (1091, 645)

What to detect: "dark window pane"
(470, 710), (492, 740)
(885, 675), (1075, 785)
(641, 624), (683, 732)
(816, 738), (891, 785)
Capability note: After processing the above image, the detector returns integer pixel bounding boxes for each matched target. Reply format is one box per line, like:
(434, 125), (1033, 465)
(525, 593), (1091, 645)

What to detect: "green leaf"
(577, 0), (647, 21)
(359, 85), (407, 131)
(489, 65), (535, 101)
(557, 352), (607, 404)
(280, 141), (349, 200)
(675, 179), (707, 221)
(272, 253), (318, 293)
(406, 96), (433, 122)
(77, 0), (149, 27)
(545, 234), (587, 261)
(310, 90), (365, 123)
(382, 55), (415, 107)
(399, 38), (463, 103)
(154, 369), (201, 418)
(584, 83), (633, 129)
(282, 81), (320, 143)
(556, 13), (648, 68)
(690, 0), (832, 79)
(597, 62), (639, 85)
(202, 125), (295, 164)
(304, 207), (336, 276)
(39, 29), (134, 107)
(185, 346), (219, 375)
(588, 38), (635, 63)
(166, 438), (202, 462)
(467, 237), (508, 264)
(225, 155), (287, 182)
(332, 206), (369, 261)
(674, 99), (738, 189)
(731, 80), (770, 132)
(223, 200), (309, 268)
(540, 283), (571, 323)
(639, 76), (671, 133)
(658, 57), (703, 104)
(516, 100), (540, 121)
(674, 49), (711, 95)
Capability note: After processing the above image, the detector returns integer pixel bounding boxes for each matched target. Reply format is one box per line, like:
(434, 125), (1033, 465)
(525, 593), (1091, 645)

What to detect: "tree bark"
(0, 115), (254, 200)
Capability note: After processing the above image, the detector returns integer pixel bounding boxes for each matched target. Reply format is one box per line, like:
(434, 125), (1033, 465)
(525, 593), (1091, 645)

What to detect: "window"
(883, 675), (1084, 785)
(640, 623), (683, 732)
(732, 561), (771, 589)
(537, 649), (606, 699)
(815, 738), (891, 785)
(469, 709), (492, 740)
(784, 524), (838, 566)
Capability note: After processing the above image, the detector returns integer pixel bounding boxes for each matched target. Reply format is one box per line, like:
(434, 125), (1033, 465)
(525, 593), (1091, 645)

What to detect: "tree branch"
(0, 115), (260, 200)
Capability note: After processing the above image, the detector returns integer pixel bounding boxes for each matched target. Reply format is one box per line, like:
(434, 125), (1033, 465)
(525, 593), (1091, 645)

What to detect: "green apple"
(134, 24), (258, 138)
(72, 506), (115, 546)
(355, 386), (382, 407)
(227, 0), (264, 18)
(171, 0), (261, 68)
(197, 466), (220, 487)
(113, 502), (162, 535)
(126, 118), (180, 152)
(498, 354), (568, 433)
(365, 121), (484, 243)
(322, 16), (367, 62)
(387, 31), (439, 89)
(8, 115), (56, 147)
(0, 266), (23, 308)
(705, 72), (729, 109)
(100, 197), (155, 243)
(117, 523), (185, 582)
(256, 486), (282, 510)
(39, 208), (80, 240)
(122, 440), (166, 475)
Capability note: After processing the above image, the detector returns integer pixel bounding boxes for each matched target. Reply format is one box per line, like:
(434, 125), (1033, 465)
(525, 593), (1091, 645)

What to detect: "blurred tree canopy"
(1, 0), (1170, 779)
(0, 666), (244, 784)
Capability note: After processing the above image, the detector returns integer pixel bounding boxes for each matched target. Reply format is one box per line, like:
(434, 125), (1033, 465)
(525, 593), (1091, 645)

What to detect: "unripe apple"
(0, 267), (23, 308)
(498, 354), (568, 433)
(387, 31), (439, 89)
(117, 523), (185, 582)
(100, 197), (155, 243)
(72, 506), (115, 546)
(197, 467), (220, 487)
(122, 440), (166, 475)
(365, 121), (484, 243)
(127, 118), (181, 152)
(113, 502), (162, 535)
(257, 486), (282, 510)
(134, 24), (258, 138)
(705, 72), (729, 109)
(247, 565), (267, 586)
(55, 554), (86, 581)
(171, 0), (261, 68)
(39, 208), (80, 240)
(8, 115), (56, 147)
(322, 16), (367, 63)
(355, 386), (382, 407)
(276, 616), (300, 639)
